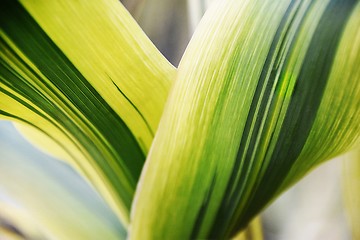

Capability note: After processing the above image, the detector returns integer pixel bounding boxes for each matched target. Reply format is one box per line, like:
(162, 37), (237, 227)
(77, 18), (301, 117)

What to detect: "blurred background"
(0, 0), (355, 239)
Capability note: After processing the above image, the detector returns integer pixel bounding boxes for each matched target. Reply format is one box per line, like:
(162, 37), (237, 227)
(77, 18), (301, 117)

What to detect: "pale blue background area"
(0, 120), (126, 239)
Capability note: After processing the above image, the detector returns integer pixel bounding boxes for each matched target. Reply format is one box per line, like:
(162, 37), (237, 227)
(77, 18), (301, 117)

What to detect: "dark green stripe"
(0, 46), (134, 207)
(207, 0), (357, 238)
(241, 0), (357, 230)
(0, 110), (84, 170)
(209, 0), (302, 237)
(0, 1), (147, 208)
(0, 83), (112, 187)
(0, 79), (133, 206)
(112, 79), (154, 136)
(190, 173), (217, 239)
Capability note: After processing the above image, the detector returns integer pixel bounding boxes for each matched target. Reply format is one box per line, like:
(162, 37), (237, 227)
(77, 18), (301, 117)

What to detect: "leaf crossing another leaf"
(130, 0), (360, 239)
(0, 0), (175, 227)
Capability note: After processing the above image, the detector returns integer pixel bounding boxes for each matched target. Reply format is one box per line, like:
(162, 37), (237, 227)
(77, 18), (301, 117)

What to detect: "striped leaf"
(130, 0), (360, 239)
(0, 0), (175, 226)
(0, 121), (126, 240)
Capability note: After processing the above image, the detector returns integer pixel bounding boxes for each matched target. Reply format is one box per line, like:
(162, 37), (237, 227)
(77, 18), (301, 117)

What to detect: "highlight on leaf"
(232, 217), (263, 240)
(130, 0), (360, 239)
(0, 0), (175, 227)
(343, 147), (360, 240)
(0, 0), (359, 239)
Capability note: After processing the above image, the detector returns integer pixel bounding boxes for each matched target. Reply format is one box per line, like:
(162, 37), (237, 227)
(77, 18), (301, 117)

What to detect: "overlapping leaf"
(0, 0), (175, 226)
(2, 0), (359, 239)
(130, 0), (360, 239)
(0, 121), (125, 239)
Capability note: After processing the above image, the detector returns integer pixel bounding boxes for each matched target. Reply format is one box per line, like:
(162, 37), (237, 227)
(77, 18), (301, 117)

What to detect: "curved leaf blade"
(130, 0), (360, 239)
(0, 0), (175, 226)
(0, 121), (126, 240)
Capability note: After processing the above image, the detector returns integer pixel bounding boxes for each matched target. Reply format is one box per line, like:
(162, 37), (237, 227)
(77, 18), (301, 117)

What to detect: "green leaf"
(0, 0), (175, 226)
(343, 147), (360, 240)
(232, 217), (262, 240)
(0, 121), (126, 240)
(130, 0), (360, 239)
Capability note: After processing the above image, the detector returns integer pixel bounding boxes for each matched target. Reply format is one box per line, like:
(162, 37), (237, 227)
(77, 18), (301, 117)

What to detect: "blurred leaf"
(0, 195), (46, 240)
(0, 121), (126, 240)
(187, 0), (214, 33)
(343, 147), (360, 240)
(0, 0), (175, 226)
(232, 217), (262, 240)
(135, 0), (190, 65)
(130, 0), (360, 239)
